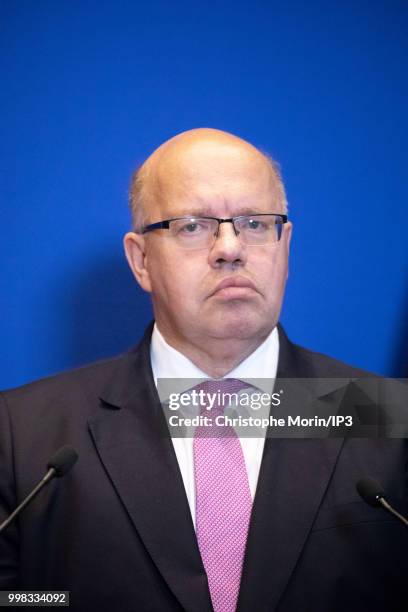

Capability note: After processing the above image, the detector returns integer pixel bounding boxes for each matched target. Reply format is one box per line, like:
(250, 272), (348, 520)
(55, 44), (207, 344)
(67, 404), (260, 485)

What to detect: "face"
(124, 138), (292, 350)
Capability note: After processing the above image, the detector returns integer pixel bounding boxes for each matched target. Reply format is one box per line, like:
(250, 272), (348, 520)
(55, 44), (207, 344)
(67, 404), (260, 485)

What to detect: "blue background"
(1, 0), (407, 389)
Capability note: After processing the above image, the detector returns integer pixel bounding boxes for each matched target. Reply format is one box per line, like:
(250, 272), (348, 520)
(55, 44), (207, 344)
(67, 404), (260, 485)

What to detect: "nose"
(208, 220), (247, 269)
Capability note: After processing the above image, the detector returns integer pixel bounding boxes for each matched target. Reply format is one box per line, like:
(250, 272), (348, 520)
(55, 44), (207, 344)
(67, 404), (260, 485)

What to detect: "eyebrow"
(170, 207), (268, 218)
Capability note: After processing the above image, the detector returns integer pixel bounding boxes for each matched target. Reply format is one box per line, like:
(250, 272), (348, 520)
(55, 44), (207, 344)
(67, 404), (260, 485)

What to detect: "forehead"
(146, 140), (280, 219)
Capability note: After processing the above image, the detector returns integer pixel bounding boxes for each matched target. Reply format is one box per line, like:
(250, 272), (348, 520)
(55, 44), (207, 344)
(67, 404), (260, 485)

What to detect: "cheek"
(256, 248), (288, 297)
(148, 249), (204, 303)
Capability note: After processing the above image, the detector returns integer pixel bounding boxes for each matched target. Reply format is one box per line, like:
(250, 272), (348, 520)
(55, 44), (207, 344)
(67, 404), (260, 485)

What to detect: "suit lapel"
(87, 325), (212, 612)
(237, 325), (344, 611)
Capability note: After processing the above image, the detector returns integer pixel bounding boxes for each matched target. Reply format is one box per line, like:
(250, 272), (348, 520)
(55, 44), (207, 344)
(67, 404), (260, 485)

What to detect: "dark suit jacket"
(0, 324), (407, 612)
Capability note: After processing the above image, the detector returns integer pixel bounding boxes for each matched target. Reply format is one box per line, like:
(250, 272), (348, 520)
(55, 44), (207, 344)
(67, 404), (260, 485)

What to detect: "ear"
(283, 221), (292, 279)
(285, 221), (293, 251)
(123, 232), (152, 293)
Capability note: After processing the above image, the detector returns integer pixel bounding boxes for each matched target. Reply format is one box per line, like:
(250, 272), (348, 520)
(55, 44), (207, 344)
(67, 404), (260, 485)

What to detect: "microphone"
(0, 445), (78, 534)
(356, 477), (408, 528)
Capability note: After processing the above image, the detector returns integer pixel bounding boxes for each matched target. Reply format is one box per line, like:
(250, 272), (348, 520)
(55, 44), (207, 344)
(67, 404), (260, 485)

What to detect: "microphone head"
(356, 477), (385, 507)
(47, 445), (78, 477)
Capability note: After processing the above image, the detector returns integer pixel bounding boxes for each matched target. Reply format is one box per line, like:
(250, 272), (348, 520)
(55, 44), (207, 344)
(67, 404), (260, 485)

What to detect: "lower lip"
(212, 286), (257, 299)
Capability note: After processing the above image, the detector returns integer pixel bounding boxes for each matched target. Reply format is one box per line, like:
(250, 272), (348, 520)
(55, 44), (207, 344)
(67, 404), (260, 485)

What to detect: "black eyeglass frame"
(138, 213), (288, 237)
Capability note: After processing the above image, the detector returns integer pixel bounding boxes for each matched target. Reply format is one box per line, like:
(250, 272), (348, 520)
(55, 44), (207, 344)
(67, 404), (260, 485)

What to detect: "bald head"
(129, 128), (287, 229)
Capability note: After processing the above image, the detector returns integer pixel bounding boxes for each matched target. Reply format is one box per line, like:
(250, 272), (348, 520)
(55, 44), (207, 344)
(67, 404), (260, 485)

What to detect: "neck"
(156, 323), (270, 378)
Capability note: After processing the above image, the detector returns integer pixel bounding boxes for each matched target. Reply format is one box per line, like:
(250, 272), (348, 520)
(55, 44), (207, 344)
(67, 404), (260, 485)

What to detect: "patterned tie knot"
(193, 378), (249, 438)
(194, 378), (249, 415)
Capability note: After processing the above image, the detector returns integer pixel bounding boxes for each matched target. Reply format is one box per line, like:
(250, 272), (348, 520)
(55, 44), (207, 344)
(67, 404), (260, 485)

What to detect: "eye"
(179, 222), (203, 234)
(172, 219), (214, 237)
(245, 218), (268, 232)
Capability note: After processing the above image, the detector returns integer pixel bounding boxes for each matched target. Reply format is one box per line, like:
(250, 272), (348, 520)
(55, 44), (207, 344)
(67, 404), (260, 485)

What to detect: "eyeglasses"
(138, 214), (288, 250)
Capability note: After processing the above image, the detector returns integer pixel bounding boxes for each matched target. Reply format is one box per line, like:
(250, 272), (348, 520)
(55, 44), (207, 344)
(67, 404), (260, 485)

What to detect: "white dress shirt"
(150, 324), (279, 529)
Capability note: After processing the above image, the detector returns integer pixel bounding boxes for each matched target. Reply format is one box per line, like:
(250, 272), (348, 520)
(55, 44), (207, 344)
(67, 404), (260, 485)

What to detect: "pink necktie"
(193, 379), (253, 612)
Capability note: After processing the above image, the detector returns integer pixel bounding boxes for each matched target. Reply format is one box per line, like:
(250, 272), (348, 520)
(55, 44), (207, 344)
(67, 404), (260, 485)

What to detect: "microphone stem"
(0, 468), (56, 534)
(379, 497), (408, 528)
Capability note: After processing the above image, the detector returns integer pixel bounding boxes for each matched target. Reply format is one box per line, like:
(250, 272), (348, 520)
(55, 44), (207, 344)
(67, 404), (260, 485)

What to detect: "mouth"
(210, 276), (258, 300)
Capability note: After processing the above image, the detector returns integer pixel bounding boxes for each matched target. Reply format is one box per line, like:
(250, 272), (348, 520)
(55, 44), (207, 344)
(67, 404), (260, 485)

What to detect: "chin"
(205, 310), (275, 341)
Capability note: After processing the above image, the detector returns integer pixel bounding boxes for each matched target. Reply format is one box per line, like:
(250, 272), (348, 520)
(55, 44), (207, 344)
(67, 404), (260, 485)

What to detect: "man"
(0, 129), (406, 612)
